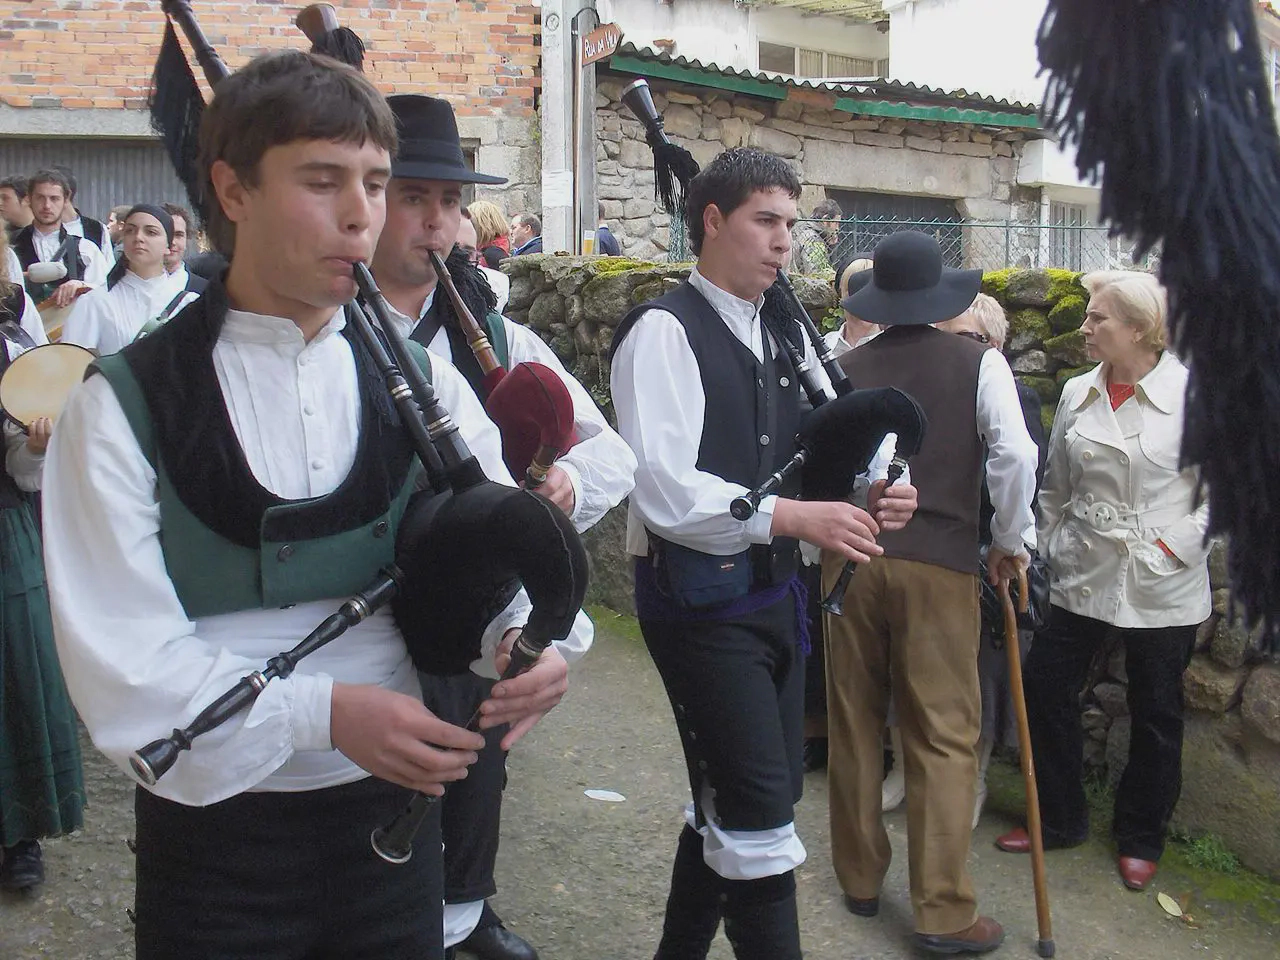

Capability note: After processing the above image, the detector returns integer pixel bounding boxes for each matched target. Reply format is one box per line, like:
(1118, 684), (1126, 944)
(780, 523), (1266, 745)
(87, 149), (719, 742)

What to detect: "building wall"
(594, 71), (1036, 261)
(0, 0), (543, 216)
(599, 0), (886, 74)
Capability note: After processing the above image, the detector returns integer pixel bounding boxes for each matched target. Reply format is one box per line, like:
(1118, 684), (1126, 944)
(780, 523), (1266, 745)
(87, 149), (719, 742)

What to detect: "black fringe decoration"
(148, 20), (207, 224)
(1038, 0), (1280, 654)
(650, 136), (701, 222)
(310, 26), (365, 72)
(436, 245), (499, 331)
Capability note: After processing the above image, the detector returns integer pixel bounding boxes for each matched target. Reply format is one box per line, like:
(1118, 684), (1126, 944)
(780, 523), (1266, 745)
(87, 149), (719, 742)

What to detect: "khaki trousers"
(821, 553), (982, 936)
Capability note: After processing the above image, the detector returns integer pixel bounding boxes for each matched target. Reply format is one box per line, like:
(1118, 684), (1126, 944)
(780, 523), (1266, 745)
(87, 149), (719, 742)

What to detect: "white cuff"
(557, 459), (586, 525)
(746, 495), (777, 544)
(290, 673), (334, 752)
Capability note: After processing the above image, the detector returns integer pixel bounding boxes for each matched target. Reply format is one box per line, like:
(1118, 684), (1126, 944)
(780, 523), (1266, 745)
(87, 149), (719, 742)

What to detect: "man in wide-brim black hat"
(822, 230), (1040, 955)
(369, 93), (637, 960)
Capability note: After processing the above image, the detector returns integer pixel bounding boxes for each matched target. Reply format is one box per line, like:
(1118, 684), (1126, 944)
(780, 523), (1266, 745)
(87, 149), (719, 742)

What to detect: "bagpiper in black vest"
(612, 280), (804, 596)
(12, 224), (87, 301)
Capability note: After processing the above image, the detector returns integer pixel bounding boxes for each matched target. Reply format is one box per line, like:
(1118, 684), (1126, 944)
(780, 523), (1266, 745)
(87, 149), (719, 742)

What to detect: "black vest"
(109, 279), (419, 553)
(78, 216), (106, 252)
(409, 245), (502, 401)
(613, 280), (803, 581)
(12, 224), (87, 300)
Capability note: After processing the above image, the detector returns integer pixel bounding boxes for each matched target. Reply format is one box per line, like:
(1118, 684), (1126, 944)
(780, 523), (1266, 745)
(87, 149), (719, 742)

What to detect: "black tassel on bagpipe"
(308, 24), (364, 70)
(1038, 0), (1280, 653)
(436, 245), (498, 329)
(148, 20), (207, 220)
(620, 78), (701, 220)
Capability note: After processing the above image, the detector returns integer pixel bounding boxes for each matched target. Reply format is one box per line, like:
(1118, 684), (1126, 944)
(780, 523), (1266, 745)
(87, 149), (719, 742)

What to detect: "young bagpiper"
(43, 51), (567, 960)
(370, 93), (636, 960)
(609, 147), (917, 959)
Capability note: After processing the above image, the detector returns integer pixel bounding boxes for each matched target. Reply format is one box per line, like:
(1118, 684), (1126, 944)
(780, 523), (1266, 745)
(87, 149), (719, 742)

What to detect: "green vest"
(92, 343), (433, 620)
(482, 309), (509, 368)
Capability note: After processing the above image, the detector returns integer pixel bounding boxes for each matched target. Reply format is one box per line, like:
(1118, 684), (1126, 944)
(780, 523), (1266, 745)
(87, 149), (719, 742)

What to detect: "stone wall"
(593, 73), (1042, 261)
(503, 256), (1280, 879)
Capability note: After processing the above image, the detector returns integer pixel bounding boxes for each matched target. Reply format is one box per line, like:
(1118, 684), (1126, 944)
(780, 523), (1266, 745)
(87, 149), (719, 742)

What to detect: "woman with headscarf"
(61, 204), (199, 355)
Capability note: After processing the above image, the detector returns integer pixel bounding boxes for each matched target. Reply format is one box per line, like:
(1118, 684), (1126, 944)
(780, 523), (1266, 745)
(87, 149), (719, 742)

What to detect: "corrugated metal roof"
(741, 0), (886, 22)
(609, 42), (1040, 114)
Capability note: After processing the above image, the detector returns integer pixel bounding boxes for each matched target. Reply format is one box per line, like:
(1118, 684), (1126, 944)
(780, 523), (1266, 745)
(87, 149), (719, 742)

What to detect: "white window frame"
(757, 41), (883, 80)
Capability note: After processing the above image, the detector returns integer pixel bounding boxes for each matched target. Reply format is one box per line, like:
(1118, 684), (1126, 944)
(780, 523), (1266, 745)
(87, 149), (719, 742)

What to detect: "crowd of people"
(0, 48), (1214, 960)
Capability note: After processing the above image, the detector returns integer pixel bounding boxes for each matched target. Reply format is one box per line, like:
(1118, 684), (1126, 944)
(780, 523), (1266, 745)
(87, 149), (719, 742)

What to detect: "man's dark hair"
(197, 50), (398, 256)
(0, 175), (27, 200)
(52, 165), (78, 200)
(516, 212), (541, 237)
(685, 147), (801, 255)
(162, 201), (195, 234)
(27, 168), (71, 200)
(811, 198), (842, 221)
(460, 205), (472, 220)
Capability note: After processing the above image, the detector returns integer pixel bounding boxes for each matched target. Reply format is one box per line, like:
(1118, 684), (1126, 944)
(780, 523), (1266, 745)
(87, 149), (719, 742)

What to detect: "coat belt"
(1067, 497), (1186, 533)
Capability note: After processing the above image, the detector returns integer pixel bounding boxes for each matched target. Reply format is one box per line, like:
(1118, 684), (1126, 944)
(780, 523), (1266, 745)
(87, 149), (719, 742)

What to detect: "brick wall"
(0, 0), (540, 115)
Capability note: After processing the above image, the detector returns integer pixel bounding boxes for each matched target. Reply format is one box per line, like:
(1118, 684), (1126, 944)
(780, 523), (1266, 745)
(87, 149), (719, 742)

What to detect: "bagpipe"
(131, 0), (589, 863)
(621, 78), (927, 611)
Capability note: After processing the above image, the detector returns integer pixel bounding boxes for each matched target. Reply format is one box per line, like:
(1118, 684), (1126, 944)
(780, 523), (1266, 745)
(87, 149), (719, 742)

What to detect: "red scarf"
(1107, 382), (1135, 410)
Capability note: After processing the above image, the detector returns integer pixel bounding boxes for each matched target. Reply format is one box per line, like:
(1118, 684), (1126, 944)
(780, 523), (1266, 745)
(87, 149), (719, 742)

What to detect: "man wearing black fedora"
(370, 93), (637, 960)
(822, 231), (1038, 954)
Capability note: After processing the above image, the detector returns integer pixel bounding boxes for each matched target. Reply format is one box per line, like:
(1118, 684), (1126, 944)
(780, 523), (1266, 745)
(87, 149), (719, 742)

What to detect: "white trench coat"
(1037, 352), (1212, 629)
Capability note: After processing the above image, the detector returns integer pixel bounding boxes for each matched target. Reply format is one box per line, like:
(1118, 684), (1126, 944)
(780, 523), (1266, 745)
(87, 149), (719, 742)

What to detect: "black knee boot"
(654, 826), (723, 960)
(722, 871), (802, 960)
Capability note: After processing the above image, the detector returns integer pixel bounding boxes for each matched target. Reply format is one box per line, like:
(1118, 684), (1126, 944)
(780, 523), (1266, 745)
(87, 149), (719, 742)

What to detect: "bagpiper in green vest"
(91, 279), (431, 620)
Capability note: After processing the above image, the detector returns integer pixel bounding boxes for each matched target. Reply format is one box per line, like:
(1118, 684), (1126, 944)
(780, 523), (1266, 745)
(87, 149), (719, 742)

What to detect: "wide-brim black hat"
(388, 94), (507, 185)
(843, 231), (981, 326)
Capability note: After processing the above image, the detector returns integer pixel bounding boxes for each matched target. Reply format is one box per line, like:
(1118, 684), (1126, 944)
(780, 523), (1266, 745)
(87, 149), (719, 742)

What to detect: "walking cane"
(998, 568), (1055, 958)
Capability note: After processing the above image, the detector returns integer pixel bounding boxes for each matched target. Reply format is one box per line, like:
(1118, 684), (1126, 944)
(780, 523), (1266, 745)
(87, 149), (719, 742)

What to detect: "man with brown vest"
(821, 231), (1038, 955)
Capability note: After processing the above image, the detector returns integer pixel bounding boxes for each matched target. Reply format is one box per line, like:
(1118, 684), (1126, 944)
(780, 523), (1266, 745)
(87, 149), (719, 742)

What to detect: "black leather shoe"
(458, 923), (539, 960)
(843, 893), (879, 917)
(0, 840), (44, 891)
(802, 737), (828, 773)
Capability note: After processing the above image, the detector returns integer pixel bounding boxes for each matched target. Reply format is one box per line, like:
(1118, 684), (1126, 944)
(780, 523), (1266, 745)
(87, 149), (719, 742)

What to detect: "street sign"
(581, 22), (623, 66)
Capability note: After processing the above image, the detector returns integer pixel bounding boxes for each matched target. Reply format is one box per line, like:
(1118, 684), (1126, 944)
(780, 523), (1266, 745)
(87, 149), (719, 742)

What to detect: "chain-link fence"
(667, 215), (1158, 275)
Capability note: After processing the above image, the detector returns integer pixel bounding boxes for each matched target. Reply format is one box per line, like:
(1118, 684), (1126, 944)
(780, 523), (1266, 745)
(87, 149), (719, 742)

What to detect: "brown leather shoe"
(995, 827), (1085, 854)
(915, 916), (1005, 955)
(1118, 856), (1158, 891)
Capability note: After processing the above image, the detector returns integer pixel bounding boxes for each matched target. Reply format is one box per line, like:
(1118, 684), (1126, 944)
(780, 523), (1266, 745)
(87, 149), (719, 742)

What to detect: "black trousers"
(1023, 604), (1196, 861)
(134, 776), (443, 959)
(800, 562), (827, 721)
(420, 671), (507, 906)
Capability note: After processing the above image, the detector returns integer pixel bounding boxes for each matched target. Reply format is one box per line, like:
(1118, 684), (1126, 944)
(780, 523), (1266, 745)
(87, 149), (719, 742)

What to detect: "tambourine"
(0, 342), (95, 432)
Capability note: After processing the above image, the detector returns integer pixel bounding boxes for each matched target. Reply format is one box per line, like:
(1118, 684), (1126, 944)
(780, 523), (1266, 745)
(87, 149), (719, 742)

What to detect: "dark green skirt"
(0, 500), (84, 846)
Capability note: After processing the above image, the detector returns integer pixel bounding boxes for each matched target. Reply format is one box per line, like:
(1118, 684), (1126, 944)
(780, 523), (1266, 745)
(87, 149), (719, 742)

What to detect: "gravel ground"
(2, 610), (1276, 959)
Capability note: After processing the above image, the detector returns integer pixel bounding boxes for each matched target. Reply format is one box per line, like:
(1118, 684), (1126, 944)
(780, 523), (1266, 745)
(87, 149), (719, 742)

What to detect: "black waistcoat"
(613, 280), (803, 579)
(109, 278), (418, 550)
(13, 224), (86, 300)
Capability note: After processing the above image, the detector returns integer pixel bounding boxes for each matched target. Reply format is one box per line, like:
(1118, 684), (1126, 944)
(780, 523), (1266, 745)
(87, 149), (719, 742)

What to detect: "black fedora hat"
(387, 94), (507, 185)
(842, 231), (981, 326)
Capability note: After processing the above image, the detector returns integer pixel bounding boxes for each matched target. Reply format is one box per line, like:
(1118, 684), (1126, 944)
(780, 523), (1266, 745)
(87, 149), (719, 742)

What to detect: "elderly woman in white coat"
(996, 271), (1210, 893)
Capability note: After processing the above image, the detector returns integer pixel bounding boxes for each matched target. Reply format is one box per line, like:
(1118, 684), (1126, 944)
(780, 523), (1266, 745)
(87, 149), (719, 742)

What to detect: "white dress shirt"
(29, 226), (110, 288)
(479, 265), (510, 314)
(44, 306), (530, 807)
(612, 268), (841, 557)
(4, 338), (47, 490)
(973, 347), (1039, 553)
(61, 270), (198, 355)
(65, 215), (116, 264)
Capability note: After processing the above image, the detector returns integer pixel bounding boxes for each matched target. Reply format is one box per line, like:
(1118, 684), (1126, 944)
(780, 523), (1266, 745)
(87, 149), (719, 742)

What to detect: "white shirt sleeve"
(610, 308), (775, 554)
(504, 320), (636, 532)
(77, 239), (110, 287)
(976, 349), (1039, 553)
(43, 374), (337, 806)
(4, 246), (21, 285)
(59, 287), (106, 352)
